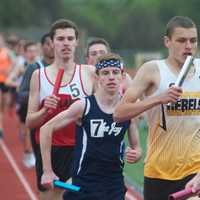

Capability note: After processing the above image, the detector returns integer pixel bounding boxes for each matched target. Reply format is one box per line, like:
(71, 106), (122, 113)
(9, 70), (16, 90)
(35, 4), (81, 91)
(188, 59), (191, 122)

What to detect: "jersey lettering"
(69, 83), (81, 98)
(90, 119), (122, 138)
(166, 92), (200, 116)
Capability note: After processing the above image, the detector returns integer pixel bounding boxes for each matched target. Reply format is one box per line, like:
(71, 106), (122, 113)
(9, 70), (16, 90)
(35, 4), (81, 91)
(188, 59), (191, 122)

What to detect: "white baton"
(174, 55), (194, 87)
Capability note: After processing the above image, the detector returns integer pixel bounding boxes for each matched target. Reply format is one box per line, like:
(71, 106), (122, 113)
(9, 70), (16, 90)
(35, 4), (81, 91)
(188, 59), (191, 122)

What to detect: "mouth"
(107, 83), (117, 87)
(62, 48), (71, 54)
(183, 52), (192, 56)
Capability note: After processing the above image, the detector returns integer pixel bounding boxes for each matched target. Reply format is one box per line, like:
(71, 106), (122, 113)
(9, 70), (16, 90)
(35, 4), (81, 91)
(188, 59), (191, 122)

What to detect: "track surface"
(0, 108), (143, 200)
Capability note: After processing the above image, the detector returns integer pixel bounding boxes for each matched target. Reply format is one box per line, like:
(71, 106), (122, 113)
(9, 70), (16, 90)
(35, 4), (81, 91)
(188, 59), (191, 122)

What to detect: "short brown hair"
(86, 37), (111, 57)
(166, 16), (197, 38)
(24, 41), (37, 52)
(50, 19), (79, 40)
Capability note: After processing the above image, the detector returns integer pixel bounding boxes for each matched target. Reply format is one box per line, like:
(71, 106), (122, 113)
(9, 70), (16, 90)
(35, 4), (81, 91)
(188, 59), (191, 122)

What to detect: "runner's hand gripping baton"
(167, 55), (193, 106)
(168, 187), (200, 200)
(48, 68), (64, 114)
(53, 180), (81, 192)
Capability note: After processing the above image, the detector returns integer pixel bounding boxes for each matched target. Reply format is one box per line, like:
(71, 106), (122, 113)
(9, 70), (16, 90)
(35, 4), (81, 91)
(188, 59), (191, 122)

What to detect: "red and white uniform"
(35, 64), (88, 146)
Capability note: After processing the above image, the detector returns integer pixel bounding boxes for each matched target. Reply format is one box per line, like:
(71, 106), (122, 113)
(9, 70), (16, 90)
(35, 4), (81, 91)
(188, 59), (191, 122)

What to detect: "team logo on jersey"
(90, 119), (122, 137)
(166, 92), (200, 116)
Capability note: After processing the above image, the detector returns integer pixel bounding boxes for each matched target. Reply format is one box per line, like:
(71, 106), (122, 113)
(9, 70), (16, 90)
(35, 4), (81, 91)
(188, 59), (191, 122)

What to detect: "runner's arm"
(40, 99), (85, 173)
(126, 119), (142, 163)
(114, 62), (182, 122)
(26, 70), (48, 128)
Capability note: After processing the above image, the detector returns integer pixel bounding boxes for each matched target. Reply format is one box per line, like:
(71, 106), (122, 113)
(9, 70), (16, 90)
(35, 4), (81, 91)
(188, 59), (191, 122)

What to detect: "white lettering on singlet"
(90, 119), (122, 138)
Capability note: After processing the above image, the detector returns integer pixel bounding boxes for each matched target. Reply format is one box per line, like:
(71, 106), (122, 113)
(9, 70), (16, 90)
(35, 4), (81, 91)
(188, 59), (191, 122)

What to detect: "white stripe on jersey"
(77, 129), (87, 175)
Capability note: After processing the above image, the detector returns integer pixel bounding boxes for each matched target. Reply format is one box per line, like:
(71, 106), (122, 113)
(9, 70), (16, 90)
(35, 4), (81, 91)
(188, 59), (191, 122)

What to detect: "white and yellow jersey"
(144, 59), (200, 180)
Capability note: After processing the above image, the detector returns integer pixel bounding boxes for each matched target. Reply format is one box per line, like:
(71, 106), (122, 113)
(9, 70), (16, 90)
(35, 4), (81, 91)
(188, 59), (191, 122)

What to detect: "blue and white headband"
(95, 59), (124, 70)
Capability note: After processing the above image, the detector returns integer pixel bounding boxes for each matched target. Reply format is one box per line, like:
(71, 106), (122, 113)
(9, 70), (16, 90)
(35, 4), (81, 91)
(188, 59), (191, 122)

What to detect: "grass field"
(124, 119), (148, 190)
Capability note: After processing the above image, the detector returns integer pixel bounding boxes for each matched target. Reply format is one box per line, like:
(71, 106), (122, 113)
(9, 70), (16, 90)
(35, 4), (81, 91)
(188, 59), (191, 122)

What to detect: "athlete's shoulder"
(81, 64), (95, 71)
(79, 64), (95, 78)
(138, 59), (160, 75)
(30, 64), (49, 76)
(78, 64), (95, 94)
(80, 64), (95, 71)
(141, 59), (159, 68)
(132, 60), (160, 88)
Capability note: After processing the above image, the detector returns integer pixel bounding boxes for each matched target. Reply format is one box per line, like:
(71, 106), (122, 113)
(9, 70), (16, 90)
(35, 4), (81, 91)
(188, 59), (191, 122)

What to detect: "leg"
(17, 102), (35, 168)
(23, 125), (32, 153)
(36, 146), (74, 199)
(22, 123), (35, 168)
(63, 190), (82, 200)
(51, 146), (74, 183)
(106, 176), (126, 200)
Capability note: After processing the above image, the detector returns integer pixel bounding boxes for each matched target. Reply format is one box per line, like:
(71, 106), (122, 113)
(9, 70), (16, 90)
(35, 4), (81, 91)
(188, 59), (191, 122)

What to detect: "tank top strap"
(37, 60), (44, 69)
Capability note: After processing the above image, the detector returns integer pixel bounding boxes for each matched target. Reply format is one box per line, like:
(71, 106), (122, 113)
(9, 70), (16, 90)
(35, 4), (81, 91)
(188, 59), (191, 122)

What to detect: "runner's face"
(165, 27), (198, 65)
(53, 28), (77, 60)
(25, 45), (38, 64)
(97, 67), (122, 93)
(42, 37), (54, 59)
(87, 44), (108, 65)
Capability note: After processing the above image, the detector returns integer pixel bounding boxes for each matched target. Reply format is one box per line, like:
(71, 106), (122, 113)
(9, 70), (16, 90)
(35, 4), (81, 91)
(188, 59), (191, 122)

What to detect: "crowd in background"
(0, 32), (52, 167)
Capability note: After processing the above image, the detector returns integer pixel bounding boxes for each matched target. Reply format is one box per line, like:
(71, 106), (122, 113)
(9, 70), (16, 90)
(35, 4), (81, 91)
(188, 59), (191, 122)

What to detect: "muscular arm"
(114, 62), (159, 122)
(128, 119), (141, 151)
(126, 119), (142, 163)
(40, 99), (85, 173)
(26, 70), (48, 128)
(114, 62), (182, 122)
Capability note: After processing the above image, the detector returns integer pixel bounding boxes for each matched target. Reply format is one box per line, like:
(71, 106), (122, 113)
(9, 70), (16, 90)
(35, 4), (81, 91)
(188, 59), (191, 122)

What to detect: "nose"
(63, 38), (70, 45)
(185, 40), (192, 49)
(64, 41), (68, 46)
(108, 72), (115, 79)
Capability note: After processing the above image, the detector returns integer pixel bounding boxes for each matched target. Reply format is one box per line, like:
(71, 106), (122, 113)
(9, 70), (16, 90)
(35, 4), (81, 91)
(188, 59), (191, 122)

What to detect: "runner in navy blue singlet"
(39, 53), (142, 200)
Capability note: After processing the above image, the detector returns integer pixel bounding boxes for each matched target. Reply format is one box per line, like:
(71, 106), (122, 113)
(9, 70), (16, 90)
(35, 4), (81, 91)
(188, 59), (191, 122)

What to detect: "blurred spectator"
(0, 33), (14, 138)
